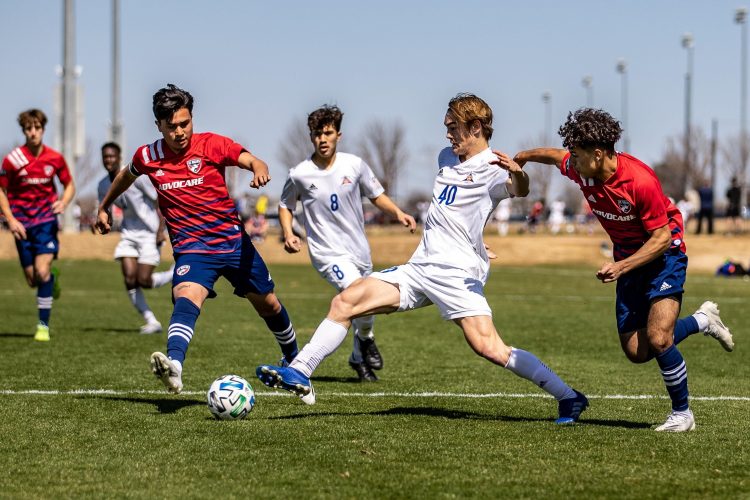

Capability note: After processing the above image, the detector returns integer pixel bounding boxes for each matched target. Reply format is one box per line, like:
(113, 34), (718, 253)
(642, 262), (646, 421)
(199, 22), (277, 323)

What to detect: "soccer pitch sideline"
(0, 260), (747, 499)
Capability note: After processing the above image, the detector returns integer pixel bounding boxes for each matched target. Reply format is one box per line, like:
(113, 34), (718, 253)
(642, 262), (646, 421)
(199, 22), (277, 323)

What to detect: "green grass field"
(0, 259), (748, 499)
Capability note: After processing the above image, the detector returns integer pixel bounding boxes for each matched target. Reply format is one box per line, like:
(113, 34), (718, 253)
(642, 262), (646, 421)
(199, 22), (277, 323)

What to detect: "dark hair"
(101, 142), (121, 154)
(152, 84), (194, 122)
(18, 109), (48, 129)
(447, 93), (493, 140)
(558, 108), (622, 152)
(308, 105), (343, 133)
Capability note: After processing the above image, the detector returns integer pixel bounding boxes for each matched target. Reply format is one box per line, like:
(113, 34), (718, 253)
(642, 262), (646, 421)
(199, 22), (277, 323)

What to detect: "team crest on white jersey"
(463, 174), (474, 183)
(176, 265), (190, 276)
(437, 168), (445, 177)
(44, 165), (54, 177)
(155, 169), (165, 177)
(341, 176), (352, 185)
(308, 183), (318, 191)
(617, 199), (632, 214)
(187, 158), (202, 174)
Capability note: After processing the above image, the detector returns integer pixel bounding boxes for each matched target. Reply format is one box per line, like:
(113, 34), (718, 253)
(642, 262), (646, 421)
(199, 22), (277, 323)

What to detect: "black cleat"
(349, 360), (378, 382)
(360, 337), (383, 370)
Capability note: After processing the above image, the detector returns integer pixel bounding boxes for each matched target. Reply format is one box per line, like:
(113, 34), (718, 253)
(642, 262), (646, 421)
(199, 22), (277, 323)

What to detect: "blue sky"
(0, 0), (746, 199)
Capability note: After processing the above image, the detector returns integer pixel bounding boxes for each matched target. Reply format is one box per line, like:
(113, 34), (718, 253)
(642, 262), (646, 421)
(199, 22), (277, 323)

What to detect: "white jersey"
(279, 152), (385, 270)
(410, 147), (510, 283)
(97, 169), (160, 233)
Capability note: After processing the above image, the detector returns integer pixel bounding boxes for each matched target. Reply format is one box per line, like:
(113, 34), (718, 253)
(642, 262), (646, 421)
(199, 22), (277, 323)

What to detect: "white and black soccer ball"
(207, 375), (255, 420)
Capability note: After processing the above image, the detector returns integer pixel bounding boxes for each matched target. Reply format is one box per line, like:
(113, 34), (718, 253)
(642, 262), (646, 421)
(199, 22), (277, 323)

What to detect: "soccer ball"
(207, 375), (255, 420)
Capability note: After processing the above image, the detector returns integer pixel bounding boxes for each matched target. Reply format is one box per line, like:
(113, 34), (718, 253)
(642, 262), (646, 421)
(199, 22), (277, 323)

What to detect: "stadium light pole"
(736, 7), (748, 215)
(61, 0), (77, 233)
(542, 91), (552, 145)
(110, 0), (123, 147)
(582, 76), (593, 107)
(616, 59), (630, 152)
(681, 33), (694, 198)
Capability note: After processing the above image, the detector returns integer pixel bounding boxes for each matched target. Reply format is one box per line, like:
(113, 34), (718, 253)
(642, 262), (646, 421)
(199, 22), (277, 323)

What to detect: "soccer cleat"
(349, 360), (378, 382)
(140, 320), (163, 335)
(360, 337), (383, 370)
(654, 409), (696, 432)
(150, 351), (183, 394)
(256, 365), (315, 405)
(51, 267), (61, 300)
(34, 324), (50, 342)
(697, 301), (734, 352)
(555, 389), (589, 424)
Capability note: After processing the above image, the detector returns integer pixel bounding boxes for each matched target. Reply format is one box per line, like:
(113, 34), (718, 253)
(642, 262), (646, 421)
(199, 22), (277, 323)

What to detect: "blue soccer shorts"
(171, 233), (275, 300)
(615, 247), (687, 334)
(15, 220), (59, 268)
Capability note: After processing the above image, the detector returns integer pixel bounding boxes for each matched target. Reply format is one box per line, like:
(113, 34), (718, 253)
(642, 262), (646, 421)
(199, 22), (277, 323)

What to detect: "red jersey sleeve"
(206, 134), (245, 167)
(0, 157), (10, 189)
(55, 156), (73, 186)
(634, 175), (669, 232)
(129, 147), (146, 176)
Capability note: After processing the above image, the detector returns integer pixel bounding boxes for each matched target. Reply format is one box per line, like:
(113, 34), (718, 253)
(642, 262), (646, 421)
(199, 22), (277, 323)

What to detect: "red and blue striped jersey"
(0, 145), (72, 228)
(129, 132), (246, 254)
(559, 152), (686, 261)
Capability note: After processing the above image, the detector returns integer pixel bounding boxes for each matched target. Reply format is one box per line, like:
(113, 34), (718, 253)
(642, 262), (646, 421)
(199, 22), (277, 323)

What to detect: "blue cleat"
(556, 389), (589, 424)
(256, 364), (315, 405)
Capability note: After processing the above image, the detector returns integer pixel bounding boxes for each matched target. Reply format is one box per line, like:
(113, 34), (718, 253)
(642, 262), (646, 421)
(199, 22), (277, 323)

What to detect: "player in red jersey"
(95, 84), (298, 394)
(0, 109), (76, 341)
(514, 108), (734, 432)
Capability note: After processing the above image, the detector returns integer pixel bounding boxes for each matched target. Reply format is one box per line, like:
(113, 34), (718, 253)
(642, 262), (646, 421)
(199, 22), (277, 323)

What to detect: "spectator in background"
(527, 198), (545, 233)
(726, 176), (742, 234)
(548, 199), (566, 235)
(494, 197), (511, 236)
(245, 207), (269, 243)
(695, 180), (714, 235)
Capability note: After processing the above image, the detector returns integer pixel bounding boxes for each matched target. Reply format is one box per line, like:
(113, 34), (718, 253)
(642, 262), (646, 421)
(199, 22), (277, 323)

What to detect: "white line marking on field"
(0, 389), (748, 401)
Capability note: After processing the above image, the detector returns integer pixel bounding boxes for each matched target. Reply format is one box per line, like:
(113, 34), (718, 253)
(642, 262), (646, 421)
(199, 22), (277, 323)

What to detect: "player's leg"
(673, 301), (733, 351)
(245, 290), (299, 364)
(33, 252), (55, 341)
(135, 232), (172, 289)
(135, 262), (163, 334)
(122, 257), (154, 332)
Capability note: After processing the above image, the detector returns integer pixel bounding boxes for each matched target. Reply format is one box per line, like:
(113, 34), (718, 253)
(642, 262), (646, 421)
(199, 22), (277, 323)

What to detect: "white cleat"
(654, 409), (696, 432)
(140, 321), (163, 335)
(150, 351), (183, 394)
(300, 384), (316, 405)
(697, 301), (734, 352)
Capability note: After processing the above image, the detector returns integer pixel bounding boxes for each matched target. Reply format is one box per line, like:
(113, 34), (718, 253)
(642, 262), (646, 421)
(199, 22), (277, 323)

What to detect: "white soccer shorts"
(370, 262), (492, 320)
(317, 258), (372, 292)
(114, 229), (161, 266)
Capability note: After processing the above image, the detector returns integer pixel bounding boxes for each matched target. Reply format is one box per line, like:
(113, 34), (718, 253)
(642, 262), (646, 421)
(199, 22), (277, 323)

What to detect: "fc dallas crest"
(187, 158), (202, 174)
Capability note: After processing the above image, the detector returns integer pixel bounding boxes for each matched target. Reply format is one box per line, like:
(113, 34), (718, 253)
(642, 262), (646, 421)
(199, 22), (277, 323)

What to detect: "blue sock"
(262, 304), (298, 362)
(167, 298), (200, 364)
(655, 345), (689, 411)
(37, 277), (53, 326)
(673, 316), (699, 345)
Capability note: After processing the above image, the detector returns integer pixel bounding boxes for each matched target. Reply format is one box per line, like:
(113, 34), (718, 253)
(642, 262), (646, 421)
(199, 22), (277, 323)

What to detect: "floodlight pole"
(111, 0), (123, 146)
(736, 7), (748, 216)
(582, 76), (593, 107)
(542, 91), (551, 146)
(616, 59), (630, 152)
(61, 0), (77, 232)
(681, 33), (694, 199)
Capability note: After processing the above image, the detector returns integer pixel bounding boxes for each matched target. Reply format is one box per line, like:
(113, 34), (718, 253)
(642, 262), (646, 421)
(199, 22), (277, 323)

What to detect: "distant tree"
(277, 119), (312, 170)
(357, 119), (407, 196)
(720, 132), (749, 179)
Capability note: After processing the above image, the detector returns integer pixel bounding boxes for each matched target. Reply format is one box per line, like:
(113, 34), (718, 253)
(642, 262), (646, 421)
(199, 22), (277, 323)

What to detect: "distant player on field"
(514, 108), (734, 432)
(0, 109), (76, 341)
(96, 84), (299, 394)
(279, 105), (417, 382)
(256, 94), (589, 425)
(96, 142), (173, 334)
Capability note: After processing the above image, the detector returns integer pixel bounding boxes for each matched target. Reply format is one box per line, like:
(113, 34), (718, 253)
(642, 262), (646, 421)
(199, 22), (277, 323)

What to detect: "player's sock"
(290, 318), (348, 377)
(143, 310), (158, 324)
(262, 304), (298, 362)
(37, 277), (54, 326)
(673, 316), (701, 344)
(655, 344), (689, 411)
(504, 347), (576, 401)
(127, 287), (151, 315)
(166, 297), (200, 365)
(351, 316), (374, 364)
(151, 269), (173, 288)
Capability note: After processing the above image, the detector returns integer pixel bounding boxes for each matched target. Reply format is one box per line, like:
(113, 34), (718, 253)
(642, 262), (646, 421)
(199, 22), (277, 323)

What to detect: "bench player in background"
(514, 108), (734, 432)
(96, 142), (173, 334)
(0, 109), (76, 341)
(279, 105), (416, 381)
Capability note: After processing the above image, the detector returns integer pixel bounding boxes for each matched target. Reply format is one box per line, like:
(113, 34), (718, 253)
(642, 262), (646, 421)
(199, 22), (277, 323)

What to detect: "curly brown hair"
(558, 108), (622, 152)
(308, 105), (343, 133)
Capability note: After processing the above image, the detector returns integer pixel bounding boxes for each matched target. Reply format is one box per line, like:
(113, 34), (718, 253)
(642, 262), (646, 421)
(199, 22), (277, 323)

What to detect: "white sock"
(290, 318), (348, 377)
(151, 270), (173, 288)
(693, 312), (709, 331)
(143, 310), (157, 324)
(127, 288), (152, 316)
(504, 347), (575, 401)
(350, 316), (375, 363)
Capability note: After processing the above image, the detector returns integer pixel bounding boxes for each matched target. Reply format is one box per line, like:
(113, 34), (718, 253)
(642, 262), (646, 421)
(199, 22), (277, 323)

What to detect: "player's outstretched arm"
(52, 178), (76, 215)
(370, 194), (417, 233)
(513, 148), (568, 168)
(278, 206), (301, 253)
(491, 150), (530, 197)
(595, 225), (671, 283)
(0, 188), (26, 240)
(238, 152), (271, 189)
(96, 167), (137, 234)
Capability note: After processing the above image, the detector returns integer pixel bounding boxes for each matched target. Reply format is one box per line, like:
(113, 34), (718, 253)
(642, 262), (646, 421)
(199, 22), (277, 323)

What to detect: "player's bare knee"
(329, 293), (355, 322)
(124, 275), (138, 289)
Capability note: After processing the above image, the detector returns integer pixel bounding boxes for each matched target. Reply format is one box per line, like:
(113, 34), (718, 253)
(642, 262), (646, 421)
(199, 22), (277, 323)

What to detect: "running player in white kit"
(96, 142), (173, 334)
(279, 105), (416, 381)
(257, 94), (589, 424)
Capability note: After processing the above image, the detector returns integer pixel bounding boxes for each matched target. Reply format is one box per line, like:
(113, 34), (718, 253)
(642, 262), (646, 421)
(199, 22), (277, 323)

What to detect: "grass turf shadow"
(84, 395), (205, 414)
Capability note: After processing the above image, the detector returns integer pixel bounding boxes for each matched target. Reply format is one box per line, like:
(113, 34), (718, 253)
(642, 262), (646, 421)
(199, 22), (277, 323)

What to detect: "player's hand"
(512, 153), (527, 169)
(484, 243), (497, 260)
(596, 262), (623, 283)
(399, 213), (417, 233)
(249, 159), (271, 189)
(8, 218), (26, 240)
(283, 235), (301, 254)
(95, 208), (112, 235)
(490, 150), (523, 174)
(51, 200), (66, 214)
(156, 230), (167, 246)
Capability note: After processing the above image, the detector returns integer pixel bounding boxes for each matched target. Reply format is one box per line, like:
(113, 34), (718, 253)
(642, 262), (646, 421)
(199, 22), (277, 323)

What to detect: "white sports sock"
(504, 347), (575, 401)
(127, 287), (152, 316)
(353, 316), (375, 340)
(151, 270), (173, 288)
(693, 312), (709, 331)
(143, 310), (157, 324)
(290, 318), (348, 377)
